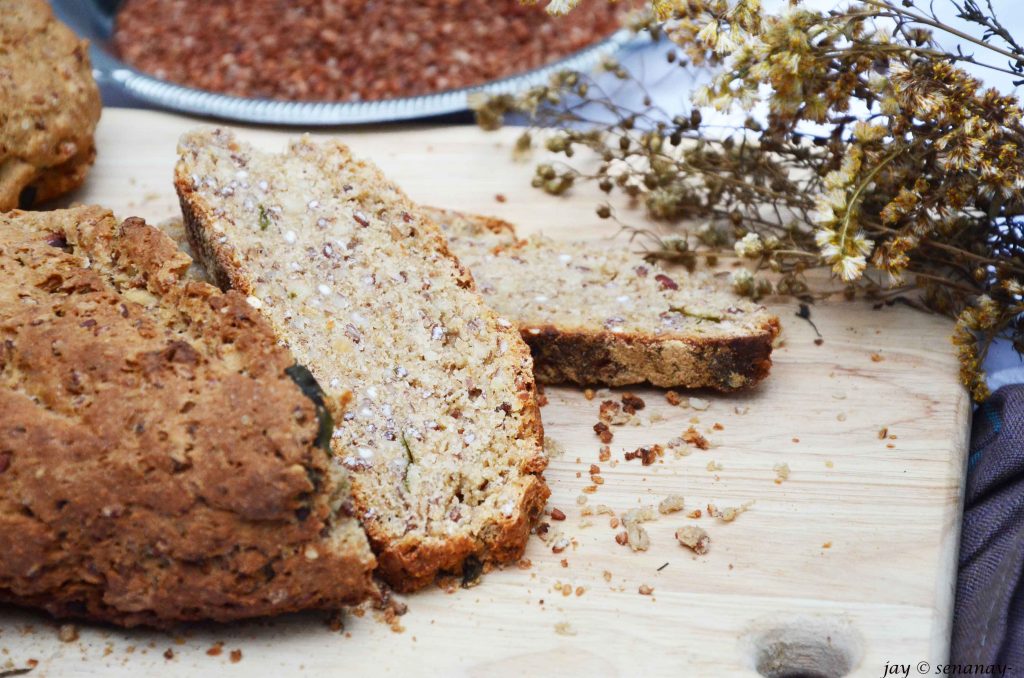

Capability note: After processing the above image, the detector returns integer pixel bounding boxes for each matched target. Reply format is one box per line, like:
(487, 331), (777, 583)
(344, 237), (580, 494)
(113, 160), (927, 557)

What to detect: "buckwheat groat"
(426, 208), (781, 391)
(175, 130), (548, 592)
(0, 206), (376, 627)
(0, 0), (101, 211)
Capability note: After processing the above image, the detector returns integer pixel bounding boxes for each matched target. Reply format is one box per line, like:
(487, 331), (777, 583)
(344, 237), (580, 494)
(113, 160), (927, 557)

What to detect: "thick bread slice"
(175, 130), (548, 592)
(0, 206), (377, 627)
(425, 208), (781, 391)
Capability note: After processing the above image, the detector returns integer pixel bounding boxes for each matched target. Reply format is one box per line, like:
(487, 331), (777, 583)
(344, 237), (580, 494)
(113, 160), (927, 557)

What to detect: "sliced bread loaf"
(426, 208), (780, 391)
(0, 206), (376, 627)
(175, 130), (548, 592)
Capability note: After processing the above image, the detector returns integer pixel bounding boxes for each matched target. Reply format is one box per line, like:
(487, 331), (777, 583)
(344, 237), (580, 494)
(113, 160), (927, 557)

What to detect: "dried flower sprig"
(477, 0), (1024, 400)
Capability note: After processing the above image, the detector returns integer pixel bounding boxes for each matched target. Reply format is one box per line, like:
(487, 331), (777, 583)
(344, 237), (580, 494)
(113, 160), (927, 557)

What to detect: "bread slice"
(0, 206), (377, 627)
(425, 208), (780, 391)
(175, 130), (548, 592)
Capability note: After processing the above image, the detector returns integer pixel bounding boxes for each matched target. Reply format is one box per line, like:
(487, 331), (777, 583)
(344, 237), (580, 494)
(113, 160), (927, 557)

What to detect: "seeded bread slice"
(425, 208), (781, 391)
(175, 130), (548, 592)
(0, 206), (377, 627)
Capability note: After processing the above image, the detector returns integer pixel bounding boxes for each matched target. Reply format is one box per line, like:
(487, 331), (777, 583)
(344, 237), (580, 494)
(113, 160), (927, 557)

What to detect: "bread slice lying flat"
(175, 130), (548, 592)
(0, 206), (376, 627)
(425, 208), (781, 391)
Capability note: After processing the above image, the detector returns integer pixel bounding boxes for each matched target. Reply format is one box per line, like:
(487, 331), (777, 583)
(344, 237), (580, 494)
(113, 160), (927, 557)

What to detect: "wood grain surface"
(0, 109), (970, 677)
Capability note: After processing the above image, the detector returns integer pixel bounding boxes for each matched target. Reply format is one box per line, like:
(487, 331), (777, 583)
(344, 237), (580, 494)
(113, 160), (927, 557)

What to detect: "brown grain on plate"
(113, 0), (627, 102)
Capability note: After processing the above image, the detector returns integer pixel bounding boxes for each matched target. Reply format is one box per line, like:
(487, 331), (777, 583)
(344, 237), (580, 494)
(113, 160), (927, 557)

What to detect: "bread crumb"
(682, 427), (710, 450)
(688, 509), (702, 519)
(706, 460), (723, 472)
(665, 390), (682, 406)
(230, 649), (243, 664)
(825, 460), (834, 468)
(614, 531), (628, 545)
(495, 193), (507, 203)
(163, 649), (174, 660)
(550, 508), (566, 521)
(621, 507), (657, 552)
(621, 393), (646, 414)
(598, 445), (611, 462)
(554, 622), (577, 636)
(871, 353), (884, 362)
(658, 495), (686, 514)
(676, 525), (710, 554)
(716, 500), (754, 522)
(734, 405), (749, 415)
(712, 422), (724, 431)
(599, 400), (631, 425)
(773, 463), (791, 484)
(822, 541), (833, 549)
(576, 494), (588, 506)
(638, 584), (654, 595)
(836, 413), (847, 421)
(575, 586), (586, 596)
(517, 558), (532, 570)
(593, 422), (613, 443)
(543, 437), (565, 459)
(624, 444), (664, 465)
(602, 570), (613, 582)
(584, 388), (596, 401)
(206, 642), (223, 657)
(648, 411), (666, 424)
(689, 397), (710, 411)
(878, 426), (889, 439)
(58, 624), (79, 643)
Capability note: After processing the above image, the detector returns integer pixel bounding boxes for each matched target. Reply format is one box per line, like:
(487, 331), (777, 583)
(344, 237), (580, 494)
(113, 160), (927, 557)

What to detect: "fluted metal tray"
(56, 0), (638, 126)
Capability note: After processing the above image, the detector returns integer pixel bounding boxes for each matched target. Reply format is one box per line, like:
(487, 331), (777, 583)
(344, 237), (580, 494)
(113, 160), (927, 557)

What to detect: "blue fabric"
(952, 385), (1024, 665)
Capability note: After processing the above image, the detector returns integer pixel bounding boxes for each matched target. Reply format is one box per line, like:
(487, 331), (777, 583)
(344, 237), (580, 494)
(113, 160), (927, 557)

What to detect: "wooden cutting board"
(1, 109), (970, 677)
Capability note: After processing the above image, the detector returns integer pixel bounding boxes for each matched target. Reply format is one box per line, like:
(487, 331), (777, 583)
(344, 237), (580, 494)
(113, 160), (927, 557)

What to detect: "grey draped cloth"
(952, 385), (1024, 666)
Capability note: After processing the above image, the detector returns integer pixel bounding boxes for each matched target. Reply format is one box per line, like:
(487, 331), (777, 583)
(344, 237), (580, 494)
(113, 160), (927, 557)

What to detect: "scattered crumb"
(593, 422), (613, 444)
(689, 397), (710, 411)
(624, 444), (664, 466)
(638, 584), (654, 596)
(576, 495), (588, 506)
(822, 541), (833, 549)
(536, 390), (549, 407)
(773, 463), (791, 484)
(712, 422), (724, 431)
(825, 460), (834, 469)
(495, 193), (507, 203)
(206, 642), (224, 657)
(550, 508), (566, 521)
(878, 426), (889, 439)
(584, 388), (595, 401)
(886, 443), (895, 449)
(621, 507), (657, 552)
(58, 624), (79, 643)
(230, 649), (243, 664)
(621, 393), (646, 414)
(598, 445), (611, 462)
(871, 353), (884, 362)
(716, 501), (755, 522)
(648, 411), (666, 424)
(734, 405), (749, 415)
(614, 531), (628, 546)
(665, 390), (682, 406)
(814, 338), (824, 346)
(792, 437), (800, 443)
(658, 495), (686, 515)
(602, 570), (613, 582)
(706, 460), (723, 472)
(676, 525), (711, 554)
(560, 559), (568, 568)
(551, 538), (569, 554)
(163, 649), (174, 660)
(554, 622), (577, 636)
(682, 427), (710, 450)
(836, 413), (847, 421)
(543, 437), (565, 459)
(688, 509), (702, 519)
(582, 485), (598, 494)
(517, 558), (532, 570)
(575, 586), (586, 596)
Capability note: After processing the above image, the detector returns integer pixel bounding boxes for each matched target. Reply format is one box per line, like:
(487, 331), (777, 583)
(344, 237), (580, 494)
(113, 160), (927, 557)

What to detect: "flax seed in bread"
(426, 208), (780, 391)
(175, 130), (548, 592)
(0, 206), (376, 627)
(0, 0), (101, 211)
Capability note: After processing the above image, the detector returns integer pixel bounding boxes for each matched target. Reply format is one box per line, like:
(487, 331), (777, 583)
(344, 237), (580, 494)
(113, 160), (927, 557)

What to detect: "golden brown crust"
(0, 0), (101, 211)
(522, 320), (780, 390)
(174, 133), (548, 593)
(0, 206), (377, 628)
